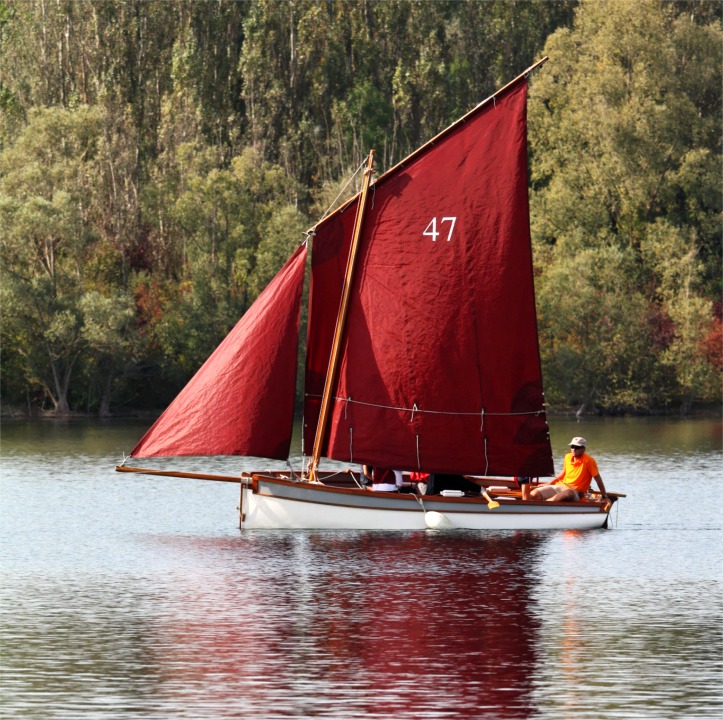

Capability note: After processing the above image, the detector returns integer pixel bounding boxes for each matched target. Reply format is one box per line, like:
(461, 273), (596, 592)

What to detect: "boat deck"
(249, 470), (624, 507)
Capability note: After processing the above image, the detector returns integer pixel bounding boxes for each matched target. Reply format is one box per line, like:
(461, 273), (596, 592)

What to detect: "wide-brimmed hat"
(569, 436), (587, 447)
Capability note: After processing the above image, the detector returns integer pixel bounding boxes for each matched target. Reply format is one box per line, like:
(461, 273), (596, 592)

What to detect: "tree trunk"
(680, 390), (693, 416)
(98, 366), (114, 418)
(49, 359), (73, 415)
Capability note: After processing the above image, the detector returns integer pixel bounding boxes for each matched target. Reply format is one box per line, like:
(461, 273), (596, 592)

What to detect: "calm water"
(1, 417), (721, 720)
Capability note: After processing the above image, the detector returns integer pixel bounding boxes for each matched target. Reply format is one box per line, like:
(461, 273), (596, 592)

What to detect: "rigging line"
(484, 435), (490, 476)
(480, 409), (489, 474)
(305, 393), (544, 418)
(321, 168), (369, 379)
(322, 469), (348, 481)
(309, 152), (376, 483)
(414, 494), (427, 514)
(315, 158), (368, 225)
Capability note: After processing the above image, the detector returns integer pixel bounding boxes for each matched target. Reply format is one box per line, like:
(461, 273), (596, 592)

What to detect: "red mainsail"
(131, 243), (307, 459)
(304, 79), (553, 477)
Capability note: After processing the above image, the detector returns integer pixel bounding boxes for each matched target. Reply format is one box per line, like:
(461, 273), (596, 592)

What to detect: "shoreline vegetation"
(2, 404), (720, 421)
(1, 1), (721, 420)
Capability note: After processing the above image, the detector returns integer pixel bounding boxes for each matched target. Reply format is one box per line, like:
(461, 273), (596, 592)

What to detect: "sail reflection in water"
(143, 531), (545, 719)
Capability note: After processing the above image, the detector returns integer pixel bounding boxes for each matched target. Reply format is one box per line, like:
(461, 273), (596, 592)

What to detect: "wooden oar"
(115, 465), (247, 484)
(462, 475), (500, 508)
(481, 489), (500, 510)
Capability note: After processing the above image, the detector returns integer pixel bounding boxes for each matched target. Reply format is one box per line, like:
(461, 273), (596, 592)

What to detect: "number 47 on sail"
(423, 216), (457, 242)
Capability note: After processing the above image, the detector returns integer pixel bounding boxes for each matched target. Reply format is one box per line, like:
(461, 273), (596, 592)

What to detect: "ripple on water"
(1, 419), (721, 719)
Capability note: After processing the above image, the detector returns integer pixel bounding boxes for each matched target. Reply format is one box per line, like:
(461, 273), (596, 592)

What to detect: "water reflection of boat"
(117, 58), (622, 530)
(151, 532), (545, 719)
(326, 532), (544, 719)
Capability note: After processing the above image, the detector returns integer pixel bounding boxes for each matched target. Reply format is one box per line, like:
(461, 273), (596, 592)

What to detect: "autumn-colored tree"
(529, 0), (721, 412)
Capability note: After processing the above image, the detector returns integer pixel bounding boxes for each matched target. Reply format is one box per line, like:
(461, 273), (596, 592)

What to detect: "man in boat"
(529, 437), (607, 502)
(517, 476), (532, 501)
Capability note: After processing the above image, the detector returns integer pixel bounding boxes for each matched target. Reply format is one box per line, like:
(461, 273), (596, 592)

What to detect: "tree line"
(0, 0), (720, 417)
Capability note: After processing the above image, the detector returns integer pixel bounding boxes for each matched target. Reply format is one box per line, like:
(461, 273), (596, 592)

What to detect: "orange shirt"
(555, 452), (600, 494)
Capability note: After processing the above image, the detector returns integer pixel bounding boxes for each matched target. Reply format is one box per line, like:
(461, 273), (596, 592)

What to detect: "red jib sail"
(304, 79), (554, 477)
(131, 243), (307, 459)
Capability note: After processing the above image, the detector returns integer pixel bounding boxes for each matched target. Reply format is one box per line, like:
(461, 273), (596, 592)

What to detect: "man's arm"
(593, 474), (607, 496)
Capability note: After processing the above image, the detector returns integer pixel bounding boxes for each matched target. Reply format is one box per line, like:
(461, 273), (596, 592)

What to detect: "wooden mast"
(308, 150), (376, 482)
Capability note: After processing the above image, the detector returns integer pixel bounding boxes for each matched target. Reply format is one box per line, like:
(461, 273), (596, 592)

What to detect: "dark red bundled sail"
(305, 80), (553, 477)
(131, 244), (307, 459)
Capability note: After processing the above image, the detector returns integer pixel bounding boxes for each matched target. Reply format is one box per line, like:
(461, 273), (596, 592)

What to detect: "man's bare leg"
(546, 488), (577, 502)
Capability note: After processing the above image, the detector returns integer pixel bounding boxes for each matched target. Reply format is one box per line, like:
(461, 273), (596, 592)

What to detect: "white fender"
(425, 511), (452, 529)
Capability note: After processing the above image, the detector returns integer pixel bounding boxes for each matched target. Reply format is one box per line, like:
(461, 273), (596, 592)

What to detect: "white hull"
(240, 474), (612, 531)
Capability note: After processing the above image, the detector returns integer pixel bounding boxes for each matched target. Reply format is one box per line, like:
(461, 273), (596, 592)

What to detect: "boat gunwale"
(250, 472), (611, 513)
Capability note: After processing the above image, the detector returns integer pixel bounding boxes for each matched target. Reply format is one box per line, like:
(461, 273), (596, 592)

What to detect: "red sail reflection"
(147, 532), (547, 719)
(311, 532), (543, 719)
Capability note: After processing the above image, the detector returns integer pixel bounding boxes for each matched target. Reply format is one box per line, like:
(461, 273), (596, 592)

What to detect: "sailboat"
(117, 58), (623, 530)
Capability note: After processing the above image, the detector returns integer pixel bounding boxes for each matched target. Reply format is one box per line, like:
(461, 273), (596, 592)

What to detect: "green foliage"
(530, 0), (721, 413)
(0, 106), (103, 412)
(0, 0), (719, 416)
(641, 220), (720, 410)
(139, 145), (305, 384)
(77, 289), (137, 416)
(239, 0), (572, 183)
(537, 244), (665, 413)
